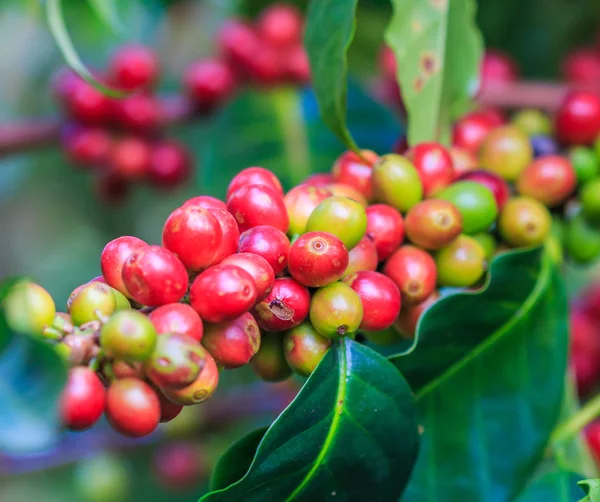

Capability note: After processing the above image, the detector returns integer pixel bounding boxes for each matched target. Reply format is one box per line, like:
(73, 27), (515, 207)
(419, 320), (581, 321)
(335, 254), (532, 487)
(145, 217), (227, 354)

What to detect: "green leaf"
(210, 427), (268, 491)
(86, 0), (127, 36)
(392, 248), (570, 500)
(200, 339), (419, 501)
(579, 479), (600, 501)
(201, 84), (402, 198)
(304, 0), (361, 153)
(385, 0), (483, 145)
(46, 0), (129, 98)
(515, 470), (585, 501)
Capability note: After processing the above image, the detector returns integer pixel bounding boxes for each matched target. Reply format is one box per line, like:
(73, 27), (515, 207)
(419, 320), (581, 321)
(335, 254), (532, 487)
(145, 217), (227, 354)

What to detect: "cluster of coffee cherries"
(55, 3), (309, 203)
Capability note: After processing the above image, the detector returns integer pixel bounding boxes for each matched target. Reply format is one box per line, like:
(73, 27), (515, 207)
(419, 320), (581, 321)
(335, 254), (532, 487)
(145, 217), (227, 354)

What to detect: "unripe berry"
(202, 312), (261, 369)
(110, 360), (144, 380)
(122, 246), (188, 306)
(182, 195), (226, 211)
(570, 146), (599, 184)
(365, 204), (404, 260)
(479, 125), (533, 181)
(452, 112), (496, 154)
(62, 126), (112, 168)
(449, 146), (477, 178)
(283, 322), (331, 377)
(110, 136), (151, 181)
(105, 378), (161, 438)
(101, 236), (148, 297)
(221, 253), (275, 301)
(371, 154), (423, 212)
(237, 225), (291, 275)
(581, 178), (600, 223)
(565, 214), (600, 264)
(227, 184), (289, 233)
(251, 332), (292, 382)
(472, 232), (497, 260)
(110, 45), (159, 90)
(310, 282), (363, 339)
(395, 292), (439, 339)
(60, 367), (106, 431)
(184, 59), (236, 110)
(68, 282), (117, 326)
(405, 142), (455, 197)
(148, 140), (192, 188)
(114, 93), (161, 132)
(284, 184), (333, 235)
(457, 170), (511, 212)
(436, 235), (486, 288)
(189, 264), (257, 323)
(326, 182), (368, 207)
(100, 310), (157, 361)
(404, 200), (462, 250)
(252, 277), (310, 331)
(344, 236), (378, 276)
(226, 167), (284, 201)
(161, 350), (219, 405)
(555, 91), (600, 146)
(149, 303), (204, 342)
(331, 150), (379, 200)
(512, 108), (552, 136)
(383, 246), (437, 306)
(437, 181), (498, 234)
(306, 196), (367, 250)
(516, 155), (577, 206)
(498, 196), (551, 247)
(3, 282), (55, 336)
(257, 3), (303, 47)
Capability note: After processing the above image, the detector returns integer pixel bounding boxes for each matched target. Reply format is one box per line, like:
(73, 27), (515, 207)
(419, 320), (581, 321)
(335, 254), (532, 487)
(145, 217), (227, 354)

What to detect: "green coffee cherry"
(565, 214), (600, 264)
(435, 235), (486, 288)
(306, 196), (367, 249)
(512, 109), (552, 136)
(498, 196), (551, 247)
(100, 310), (157, 362)
(309, 282), (363, 339)
(371, 154), (423, 212)
(69, 283), (117, 326)
(581, 178), (600, 224)
(283, 322), (332, 377)
(437, 181), (498, 234)
(112, 288), (131, 310)
(569, 146), (599, 184)
(471, 232), (497, 260)
(3, 282), (56, 336)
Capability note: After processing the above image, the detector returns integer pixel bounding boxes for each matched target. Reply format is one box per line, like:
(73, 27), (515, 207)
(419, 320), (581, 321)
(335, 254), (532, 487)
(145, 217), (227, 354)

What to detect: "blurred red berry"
(62, 126), (112, 168)
(148, 141), (191, 188)
(110, 45), (159, 90)
(562, 48), (600, 86)
(555, 91), (600, 145)
(256, 4), (303, 48)
(480, 50), (518, 90)
(184, 59), (236, 111)
(110, 137), (151, 181)
(114, 93), (161, 132)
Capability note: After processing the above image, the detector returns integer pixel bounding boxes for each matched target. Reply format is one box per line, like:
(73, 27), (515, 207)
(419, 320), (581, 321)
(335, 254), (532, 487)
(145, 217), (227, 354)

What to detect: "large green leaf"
(386, 0), (483, 145)
(579, 479), (600, 501)
(391, 248), (569, 500)
(201, 84), (402, 198)
(304, 0), (360, 153)
(515, 470), (584, 501)
(200, 339), (419, 501)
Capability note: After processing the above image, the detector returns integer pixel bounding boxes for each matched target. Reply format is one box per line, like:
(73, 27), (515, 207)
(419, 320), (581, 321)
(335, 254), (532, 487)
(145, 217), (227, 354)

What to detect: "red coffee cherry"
(284, 184), (333, 236)
(189, 264), (257, 323)
(345, 236), (379, 276)
(202, 312), (261, 369)
(404, 200), (463, 250)
(184, 59), (236, 111)
(206, 208), (240, 265)
(344, 271), (401, 331)
(182, 195), (226, 211)
(114, 93), (161, 132)
(405, 142), (455, 197)
(453, 112), (496, 153)
(288, 232), (349, 287)
(62, 125), (112, 168)
(365, 204), (405, 261)
(283, 44), (311, 84)
(516, 155), (577, 207)
(379, 45), (397, 79)
(148, 140), (192, 188)
(58, 72), (112, 125)
(60, 367), (106, 431)
(162, 205), (223, 271)
(331, 150), (379, 200)
(303, 172), (334, 186)
(110, 136), (151, 181)
(585, 421), (600, 465)
(237, 225), (291, 275)
(105, 378), (161, 438)
(154, 443), (206, 489)
(110, 45), (159, 90)
(218, 20), (261, 77)
(156, 389), (183, 423)
(555, 91), (600, 145)
(252, 277), (310, 332)
(248, 44), (285, 86)
(395, 291), (439, 339)
(457, 169), (511, 211)
(449, 146), (478, 178)
(226, 167), (284, 201)
(479, 49), (518, 89)
(563, 49), (600, 86)
(227, 185), (289, 233)
(221, 253), (275, 301)
(256, 3), (303, 48)
(383, 245), (437, 306)
(101, 236), (148, 297)
(122, 245), (188, 306)
(149, 303), (204, 342)
(161, 349), (219, 405)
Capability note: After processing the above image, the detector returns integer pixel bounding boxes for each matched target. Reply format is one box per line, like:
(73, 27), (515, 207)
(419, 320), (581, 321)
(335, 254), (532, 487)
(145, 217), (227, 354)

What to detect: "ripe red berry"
(184, 59), (236, 110)
(60, 367), (106, 431)
(110, 136), (151, 180)
(122, 245), (188, 306)
(405, 142), (455, 197)
(237, 225), (291, 275)
(284, 184), (333, 235)
(383, 245), (437, 306)
(288, 232), (349, 287)
(59, 74), (112, 125)
(345, 236), (379, 276)
(562, 49), (600, 86)
(218, 20), (261, 77)
(303, 173), (334, 186)
(331, 150), (379, 200)
(457, 169), (511, 211)
(154, 443), (205, 489)
(585, 421), (600, 464)
(453, 112), (496, 153)
(202, 312), (261, 368)
(149, 303), (204, 342)
(110, 45), (159, 90)
(449, 147), (478, 178)
(114, 93), (161, 132)
(479, 50), (518, 89)
(101, 236), (147, 297)
(156, 389), (183, 423)
(344, 271), (401, 331)
(283, 44), (311, 84)
(365, 204), (404, 261)
(161, 350), (219, 405)
(252, 277), (310, 331)
(62, 126), (112, 168)
(256, 4), (303, 48)
(226, 167), (284, 201)
(190, 264), (257, 323)
(221, 253), (275, 301)
(206, 208), (240, 265)
(379, 45), (397, 79)
(516, 155), (577, 207)
(227, 185), (289, 233)
(248, 44), (285, 86)
(162, 205), (223, 271)
(105, 378), (161, 438)
(182, 195), (226, 211)
(555, 91), (600, 145)
(148, 140), (191, 188)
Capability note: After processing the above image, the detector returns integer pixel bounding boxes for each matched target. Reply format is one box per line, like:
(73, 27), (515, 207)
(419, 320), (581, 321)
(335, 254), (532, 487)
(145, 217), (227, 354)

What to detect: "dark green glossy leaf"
(515, 470), (584, 501)
(200, 339), (419, 501)
(386, 0), (483, 145)
(304, 0), (360, 152)
(579, 479), (600, 501)
(87, 0), (127, 36)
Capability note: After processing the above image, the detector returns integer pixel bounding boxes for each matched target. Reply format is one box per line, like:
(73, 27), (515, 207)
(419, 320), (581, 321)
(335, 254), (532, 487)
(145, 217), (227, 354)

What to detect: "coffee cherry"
(405, 200), (462, 250)
(452, 112), (496, 153)
(371, 154), (423, 212)
(449, 147), (477, 178)
(283, 44), (311, 84)
(565, 214), (600, 264)
(227, 184), (289, 233)
(105, 378), (161, 438)
(331, 150), (379, 200)
(238, 225), (291, 275)
(480, 50), (518, 88)
(383, 246), (437, 306)
(157, 389), (183, 423)
(344, 236), (379, 276)
(148, 140), (191, 188)
(110, 360), (144, 380)
(479, 125), (533, 181)
(101, 236), (147, 297)
(288, 232), (349, 287)
(344, 271), (401, 331)
(563, 49), (600, 86)
(149, 303), (204, 342)
(310, 282), (363, 339)
(69, 282), (117, 325)
(182, 195), (227, 211)
(218, 19), (261, 77)
(161, 350), (219, 405)
(586, 422), (600, 464)
(74, 454), (130, 502)
(221, 253), (275, 301)
(512, 109), (552, 137)
(190, 208), (237, 266)
(247, 44), (285, 86)
(436, 235), (486, 288)
(530, 135), (559, 158)
(122, 246), (188, 306)
(60, 367), (105, 431)
(555, 91), (600, 145)
(365, 204), (405, 260)
(100, 310), (157, 361)
(201, 312), (261, 369)
(251, 332), (292, 382)
(257, 3), (303, 48)
(62, 126), (112, 167)
(226, 167), (284, 201)
(110, 136), (151, 181)
(252, 277), (310, 331)
(457, 170), (511, 211)
(154, 442), (206, 489)
(114, 93), (161, 132)
(110, 45), (159, 90)
(284, 184), (333, 235)
(190, 264), (257, 323)
(437, 181), (498, 234)
(184, 59), (236, 111)
(60, 74), (112, 125)
(405, 142), (455, 197)
(379, 45), (397, 79)
(304, 172), (334, 186)
(570, 146), (599, 184)
(581, 178), (600, 223)
(306, 196), (367, 250)
(472, 232), (497, 260)
(498, 196), (552, 247)
(283, 322), (331, 377)
(395, 292), (438, 339)
(516, 155), (577, 206)
(326, 182), (369, 207)
(4, 282), (56, 336)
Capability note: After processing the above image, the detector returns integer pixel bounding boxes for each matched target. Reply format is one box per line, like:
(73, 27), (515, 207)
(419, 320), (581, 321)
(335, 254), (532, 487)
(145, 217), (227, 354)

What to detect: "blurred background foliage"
(0, 0), (600, 500)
